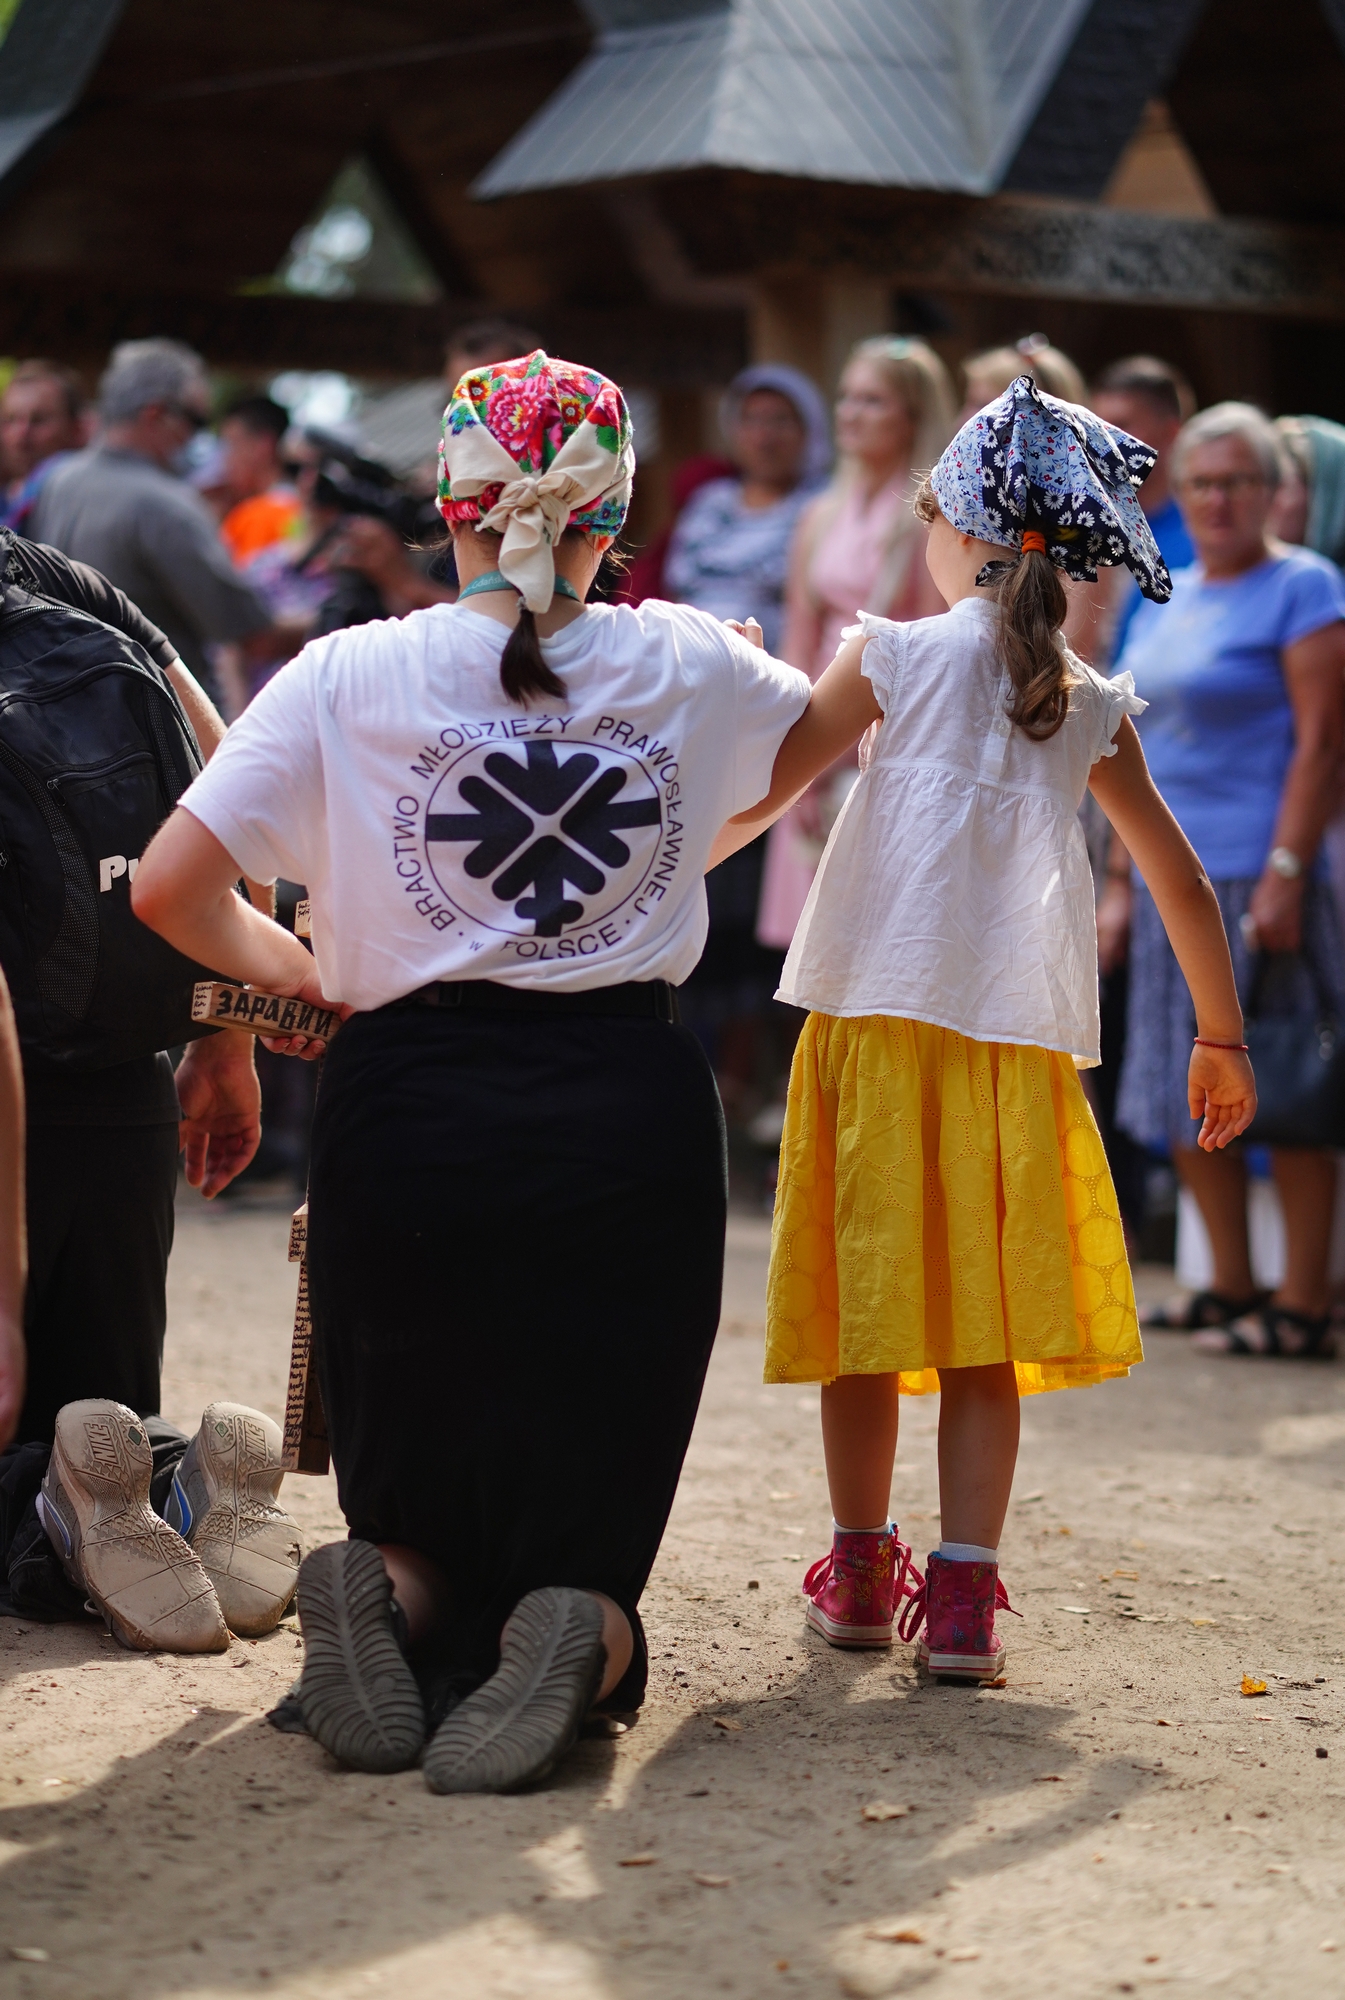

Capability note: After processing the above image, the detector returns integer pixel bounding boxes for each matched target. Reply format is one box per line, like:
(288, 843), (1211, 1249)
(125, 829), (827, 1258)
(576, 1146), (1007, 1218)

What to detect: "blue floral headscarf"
(931, 374), (1173, 603)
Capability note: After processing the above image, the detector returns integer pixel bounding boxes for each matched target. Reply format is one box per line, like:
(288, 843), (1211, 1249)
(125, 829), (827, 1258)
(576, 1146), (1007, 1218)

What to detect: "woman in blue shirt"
(1115, 402), (1345, 1357)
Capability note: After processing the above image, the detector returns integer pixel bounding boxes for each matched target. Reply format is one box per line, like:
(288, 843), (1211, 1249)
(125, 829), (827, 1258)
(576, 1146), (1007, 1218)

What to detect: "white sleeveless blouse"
(777, 598), (1145, 1066)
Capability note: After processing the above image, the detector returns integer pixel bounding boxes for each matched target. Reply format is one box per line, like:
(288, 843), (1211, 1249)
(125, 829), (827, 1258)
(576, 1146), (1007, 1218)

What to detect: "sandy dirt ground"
(1, 1190), (1344, 1999)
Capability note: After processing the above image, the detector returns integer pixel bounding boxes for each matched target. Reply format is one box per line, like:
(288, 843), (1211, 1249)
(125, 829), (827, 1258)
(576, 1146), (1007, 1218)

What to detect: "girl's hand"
(1245, 868), (1304, 953)
(1188, 1044), (1257, 1151)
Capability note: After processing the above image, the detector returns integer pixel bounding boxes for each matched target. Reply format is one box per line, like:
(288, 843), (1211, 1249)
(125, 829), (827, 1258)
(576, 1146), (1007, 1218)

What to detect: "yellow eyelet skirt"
(765, 1014), (1142, 1395)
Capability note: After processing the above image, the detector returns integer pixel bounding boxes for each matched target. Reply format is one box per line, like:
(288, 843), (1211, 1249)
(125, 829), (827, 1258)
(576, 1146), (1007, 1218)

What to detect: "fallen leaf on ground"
(693, 1872), (732, 1888)
(865, 1920), (924, 1943)
(1111, 1568), (1139, 1580)
(1034, 1774), (1063, 1783)
(1321, 1941), (1338, 1952)
(1266, 1864), (1291, 1874)
(1241, 1676), (1268, 1697)
(1058, 1605), (1091, 1615)
(1191, 1617), (1217, 1628)
(862, 1800), (911, 1821)
(948, 1946), (982, 1962)
(980, 1677), (1008, 1689)
(713, 1718), (742, 1732)
(1057, 1526), (1072, 1536)
(9, 1949), (48, 1963)
(619, 1853), (658, 1867)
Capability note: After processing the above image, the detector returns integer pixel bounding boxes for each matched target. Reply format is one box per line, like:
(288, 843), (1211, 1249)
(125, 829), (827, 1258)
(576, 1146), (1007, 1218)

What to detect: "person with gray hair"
(1112, 400), (1345, 1357)
(31, 338), (272, 704)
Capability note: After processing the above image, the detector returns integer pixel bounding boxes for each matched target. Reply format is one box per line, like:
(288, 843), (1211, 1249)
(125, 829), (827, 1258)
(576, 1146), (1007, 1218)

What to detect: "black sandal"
(1194, 1304), (1336, 1360)
(1140, 1288), (1263, 1332)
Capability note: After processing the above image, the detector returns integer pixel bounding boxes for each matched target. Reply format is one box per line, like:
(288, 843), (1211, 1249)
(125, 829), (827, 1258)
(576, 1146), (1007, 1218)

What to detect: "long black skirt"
(306, 1002), (727, 1712)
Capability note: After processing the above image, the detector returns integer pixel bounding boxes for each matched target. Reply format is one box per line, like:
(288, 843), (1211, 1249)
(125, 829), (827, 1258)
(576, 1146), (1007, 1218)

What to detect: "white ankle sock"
(834, 1519), (891, 1536)
(937, 1539), (997, 1564)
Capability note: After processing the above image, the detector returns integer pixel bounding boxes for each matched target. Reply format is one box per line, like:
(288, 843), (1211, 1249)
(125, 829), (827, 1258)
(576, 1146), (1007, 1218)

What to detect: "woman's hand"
(1245, 867), (1304, 953)
(258, 959), (353, 1060)
(1188, 1043), (1257, 1152)
(1096, 875), (1132, 975)
(722, 617), (764, 648)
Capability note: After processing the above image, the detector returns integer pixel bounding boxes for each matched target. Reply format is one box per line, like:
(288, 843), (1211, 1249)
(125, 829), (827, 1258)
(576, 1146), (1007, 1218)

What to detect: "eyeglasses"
(1179, 472), (1268, 499)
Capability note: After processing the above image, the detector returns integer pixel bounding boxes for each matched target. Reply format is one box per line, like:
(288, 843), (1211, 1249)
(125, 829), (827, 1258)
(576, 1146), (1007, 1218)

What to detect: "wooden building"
(1, 0), (1344, 487)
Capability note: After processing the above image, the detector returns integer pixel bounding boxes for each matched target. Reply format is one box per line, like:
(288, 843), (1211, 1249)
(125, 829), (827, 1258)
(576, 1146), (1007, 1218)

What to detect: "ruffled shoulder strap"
(1093, 666), (1148, 760)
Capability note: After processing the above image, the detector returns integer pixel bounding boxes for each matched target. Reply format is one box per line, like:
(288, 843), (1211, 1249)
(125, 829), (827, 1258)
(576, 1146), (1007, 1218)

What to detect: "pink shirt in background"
(758, 477), (936, 951)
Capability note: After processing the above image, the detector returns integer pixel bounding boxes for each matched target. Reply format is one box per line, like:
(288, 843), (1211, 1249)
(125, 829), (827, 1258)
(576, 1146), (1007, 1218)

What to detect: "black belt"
(399, 978), (679, 1022)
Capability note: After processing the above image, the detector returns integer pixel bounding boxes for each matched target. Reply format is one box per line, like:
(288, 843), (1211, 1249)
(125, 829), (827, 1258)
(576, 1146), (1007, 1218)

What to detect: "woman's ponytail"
(995, 544), (1070, 741)
(500, 608), (566, 705)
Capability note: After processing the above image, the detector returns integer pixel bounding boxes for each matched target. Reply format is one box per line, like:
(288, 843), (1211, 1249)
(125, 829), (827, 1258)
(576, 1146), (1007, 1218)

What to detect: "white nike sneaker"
(164, 1403), (302, 1637)
(39, 1400), (228, 1653)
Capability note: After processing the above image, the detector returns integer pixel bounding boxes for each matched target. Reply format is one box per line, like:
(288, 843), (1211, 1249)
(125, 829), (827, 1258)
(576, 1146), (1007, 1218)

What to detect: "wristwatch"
(1268, 846), (1303, 880)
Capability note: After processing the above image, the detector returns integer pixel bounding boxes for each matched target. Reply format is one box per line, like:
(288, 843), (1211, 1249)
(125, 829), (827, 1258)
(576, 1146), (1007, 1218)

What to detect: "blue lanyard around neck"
(458, 569), (581, 603)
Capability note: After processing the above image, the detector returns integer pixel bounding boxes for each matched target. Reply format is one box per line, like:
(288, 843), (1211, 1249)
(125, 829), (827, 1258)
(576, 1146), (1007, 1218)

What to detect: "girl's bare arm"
(708, 633), (881, 868)
(1089, 718), (1255, 1149)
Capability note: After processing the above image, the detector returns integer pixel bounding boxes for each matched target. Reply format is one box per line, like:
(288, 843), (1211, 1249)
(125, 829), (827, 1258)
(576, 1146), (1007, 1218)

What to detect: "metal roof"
(474, 0), (1094, 199)
(0, 0), (127, 189)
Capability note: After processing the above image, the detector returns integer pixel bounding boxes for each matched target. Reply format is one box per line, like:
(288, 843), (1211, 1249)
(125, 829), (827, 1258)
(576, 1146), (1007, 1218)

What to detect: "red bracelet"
(1194, 1037), (1249, 1051)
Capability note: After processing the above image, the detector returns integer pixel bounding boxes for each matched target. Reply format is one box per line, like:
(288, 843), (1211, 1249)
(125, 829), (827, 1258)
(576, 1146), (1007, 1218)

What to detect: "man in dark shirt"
(0, 536), (291, 1637)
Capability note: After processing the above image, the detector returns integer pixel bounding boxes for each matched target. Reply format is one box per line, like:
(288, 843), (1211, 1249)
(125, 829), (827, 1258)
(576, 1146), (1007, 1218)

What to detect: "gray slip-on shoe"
(423, 1586), (606, 1795)
(296, 1540), (425, 1771)
(165, 1402), (302, 1637)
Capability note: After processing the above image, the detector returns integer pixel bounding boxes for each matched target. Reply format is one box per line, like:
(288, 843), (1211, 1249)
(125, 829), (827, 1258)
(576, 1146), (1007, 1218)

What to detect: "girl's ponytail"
(912, 479), (1072, 742)
(500, 608), (566, 704)
(995, 539), (1070, 741)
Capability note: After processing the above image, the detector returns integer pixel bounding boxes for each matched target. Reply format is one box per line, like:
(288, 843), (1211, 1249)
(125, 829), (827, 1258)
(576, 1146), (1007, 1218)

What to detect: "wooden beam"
(0, 271), (746, 385)
(896, 200), (1345, 321)
(660, 177), (1345, 322)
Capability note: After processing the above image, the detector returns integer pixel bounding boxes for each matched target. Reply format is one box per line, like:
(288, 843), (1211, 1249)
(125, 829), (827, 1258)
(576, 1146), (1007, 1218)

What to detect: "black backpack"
(0, 535), (220, 1067)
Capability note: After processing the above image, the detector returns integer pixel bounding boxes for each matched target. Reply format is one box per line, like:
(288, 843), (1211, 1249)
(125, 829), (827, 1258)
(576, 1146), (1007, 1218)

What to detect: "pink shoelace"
(802, 1531), (925, 1613)
(897, 1569), (1021, 1646)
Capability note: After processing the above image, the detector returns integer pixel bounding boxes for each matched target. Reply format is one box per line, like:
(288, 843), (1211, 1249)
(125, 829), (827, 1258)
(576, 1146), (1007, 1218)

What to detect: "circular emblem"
(424, 737), (663, 937)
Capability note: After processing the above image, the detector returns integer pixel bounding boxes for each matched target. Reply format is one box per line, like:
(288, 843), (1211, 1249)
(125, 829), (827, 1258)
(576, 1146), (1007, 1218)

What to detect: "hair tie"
(1021, 529), (1047, 555)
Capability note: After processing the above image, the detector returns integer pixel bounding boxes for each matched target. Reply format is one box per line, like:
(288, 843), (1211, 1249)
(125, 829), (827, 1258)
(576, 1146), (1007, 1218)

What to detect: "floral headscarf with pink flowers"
(437, 350), (635, 612)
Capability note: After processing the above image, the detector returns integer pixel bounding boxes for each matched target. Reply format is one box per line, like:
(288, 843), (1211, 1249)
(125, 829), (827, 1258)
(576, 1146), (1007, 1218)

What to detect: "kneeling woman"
(133, 354), (812, 1790)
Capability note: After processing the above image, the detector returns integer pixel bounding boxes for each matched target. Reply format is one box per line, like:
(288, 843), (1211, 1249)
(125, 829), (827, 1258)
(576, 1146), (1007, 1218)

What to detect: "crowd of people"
(0, 310), (1337, 1793)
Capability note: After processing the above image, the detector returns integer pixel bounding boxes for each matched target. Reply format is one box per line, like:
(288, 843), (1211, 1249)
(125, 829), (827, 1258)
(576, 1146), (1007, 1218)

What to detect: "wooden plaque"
(281, 1202), (328, 1474)
(190, 980), (340, 1043)
(280, 1254), (330, 1475)
(294, 899), (311, 938)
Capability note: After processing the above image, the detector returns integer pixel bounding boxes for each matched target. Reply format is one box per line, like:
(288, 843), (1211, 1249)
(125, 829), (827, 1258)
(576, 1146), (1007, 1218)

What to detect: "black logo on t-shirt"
(425, 739), (662, 936)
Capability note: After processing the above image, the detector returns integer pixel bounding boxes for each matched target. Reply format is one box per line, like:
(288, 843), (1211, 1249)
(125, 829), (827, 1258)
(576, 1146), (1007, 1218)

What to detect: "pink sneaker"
(802, 1525), (922, 1648)
(899, 1552), (1020, 1680)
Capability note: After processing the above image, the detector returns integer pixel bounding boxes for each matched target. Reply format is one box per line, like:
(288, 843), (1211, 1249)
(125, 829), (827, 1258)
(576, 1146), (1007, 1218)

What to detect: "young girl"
(714, 375), (1256, 1680)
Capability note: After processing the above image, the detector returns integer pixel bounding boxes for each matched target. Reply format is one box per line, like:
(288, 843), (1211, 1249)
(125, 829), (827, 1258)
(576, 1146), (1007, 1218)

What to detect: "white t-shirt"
(183, 599), (810, 1009)
(778, 599), (1146, 1065)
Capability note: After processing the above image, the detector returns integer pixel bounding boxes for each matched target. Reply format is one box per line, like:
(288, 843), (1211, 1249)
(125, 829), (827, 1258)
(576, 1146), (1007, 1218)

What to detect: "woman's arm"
(1089, 718), (1255, 1149)
(0, 967), (25, 1449)
(132, 808), (337, 1055)
(1246, 621), (1345, 951)
(708, 632), (882, 868)
(164, 659), (276, 920)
